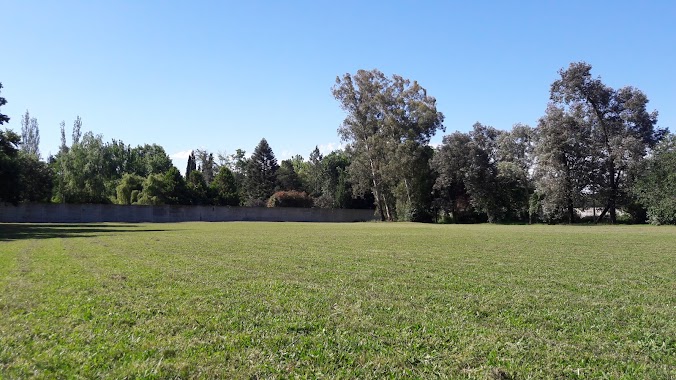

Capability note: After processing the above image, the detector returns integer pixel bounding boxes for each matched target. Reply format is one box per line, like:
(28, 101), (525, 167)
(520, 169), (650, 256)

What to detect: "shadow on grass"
(0, 223), (168, 241)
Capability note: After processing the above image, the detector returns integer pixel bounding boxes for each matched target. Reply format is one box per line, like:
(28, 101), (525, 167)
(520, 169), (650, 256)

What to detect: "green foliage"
(185, 151), (196, 180)
(528, 191), (544, 223)
(244, 138), (278, 205)
(0, 87), (20, 204)
(266, 190), (313, 208)
(463, 124), (504, 222)
(136, 167), (189, 205)
(276, 160), (303, 191)
(115, 174), (144, 205)
(136, 173), (167, 205)
(50, 120), (176, 205)
(392, 144), (436, 222)
(186, 170), (209, 205)
(550, 62), (665, 223)
(17, 153), (53, 203)
(433, 124), (532, 223)
(1, 64), (670, 222)
(332, 69), (444, 220)
(1, 134), (52, 204)
(163, 167), (190, 205)
(306, 146), (323, 196)
(19, 110), (40, 159)
(632, 135), (676, 224)
(289, 154), (310, 188)
(222, 149), (248, 203)
(0, 82), (10, 125)
(0, 129), (21, 203)
(210, 167), (240, 206)
(317, 150), (351, 208)
(496, 161), (530, 221)
(431, 132), (475, 222)
(534, 104), (592, 223)
(0, 223), (674, 378)
(193, 150), (215, 185)
(127, 144), (173, 178)
(52, 132), (111, 203)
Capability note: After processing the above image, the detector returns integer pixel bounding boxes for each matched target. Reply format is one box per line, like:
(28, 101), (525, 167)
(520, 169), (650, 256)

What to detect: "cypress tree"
(185, 151), (196, 179)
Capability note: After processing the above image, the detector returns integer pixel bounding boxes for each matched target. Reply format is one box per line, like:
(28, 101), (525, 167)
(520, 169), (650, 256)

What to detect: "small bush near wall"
(267, 191), (313, 208)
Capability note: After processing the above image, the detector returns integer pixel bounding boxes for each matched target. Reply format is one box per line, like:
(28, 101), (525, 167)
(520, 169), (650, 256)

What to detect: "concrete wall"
(0, 203), (377, 223)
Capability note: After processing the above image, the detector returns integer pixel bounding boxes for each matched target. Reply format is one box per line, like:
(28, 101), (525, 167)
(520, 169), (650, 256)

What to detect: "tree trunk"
(382, 194), (393, 221)
(367, 159), (386, 221)
(609, 197), (617, 224)
(590, 103), (617, 225)
(565, 165), (574, 223)
(608, 162), (617, 224)
(567, 199), (574, 224)
(595, 203), (610, 223)
(404, 178), (412, 204)
(372, 181), (386, 221)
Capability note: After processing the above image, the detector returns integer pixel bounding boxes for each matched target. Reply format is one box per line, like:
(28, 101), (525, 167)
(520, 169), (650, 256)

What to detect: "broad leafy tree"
(463, 123), (504, 222)
(128, 144), (173, 178)
(432, 123), (533, 223)
(431, 132), (474, 222)
(56, 132), (111, 203)
(632, 133), (676, 224)
(137, 167), (189, 205)
(550, 62), (665, 223)
(116, 173), (144, 205)
(136, 173), (167, 205)
(534, 104), (592, 222)
(332, 69), (444, 220)
(496, 124), (533, 221)
(17, 154), (53, 203)
(389, 142), (436, 221)
(317, 150), (351, 208)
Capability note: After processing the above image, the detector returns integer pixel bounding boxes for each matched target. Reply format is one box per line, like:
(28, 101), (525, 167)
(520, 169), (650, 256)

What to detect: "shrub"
(267, 191), (313, 208)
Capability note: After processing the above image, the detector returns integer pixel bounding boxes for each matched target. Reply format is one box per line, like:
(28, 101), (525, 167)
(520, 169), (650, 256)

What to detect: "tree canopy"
(332, 69), (444, 221)
(549, 62), (665, 223)
(0, 63), (672, 224)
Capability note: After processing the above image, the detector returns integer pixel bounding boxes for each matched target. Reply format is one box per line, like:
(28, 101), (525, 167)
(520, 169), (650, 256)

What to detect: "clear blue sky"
(2, 1), (674, 171)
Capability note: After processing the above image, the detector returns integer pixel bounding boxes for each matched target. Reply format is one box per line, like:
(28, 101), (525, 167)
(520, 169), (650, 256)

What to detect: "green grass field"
(0, 222), (674, 379)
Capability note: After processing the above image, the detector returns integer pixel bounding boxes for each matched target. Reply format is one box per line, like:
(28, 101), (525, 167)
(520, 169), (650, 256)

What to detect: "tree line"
(0, 103), (373, 211)
(1, 62), (674, 224)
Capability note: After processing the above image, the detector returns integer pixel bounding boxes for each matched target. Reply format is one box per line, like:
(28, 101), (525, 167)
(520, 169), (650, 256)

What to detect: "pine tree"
(244, 138), (279, 205)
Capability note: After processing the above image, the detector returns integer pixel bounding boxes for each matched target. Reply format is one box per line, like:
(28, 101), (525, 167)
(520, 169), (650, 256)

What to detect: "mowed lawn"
(0, 223), (674, 379)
